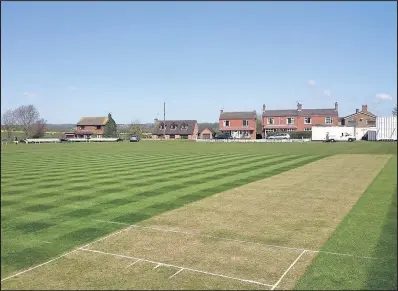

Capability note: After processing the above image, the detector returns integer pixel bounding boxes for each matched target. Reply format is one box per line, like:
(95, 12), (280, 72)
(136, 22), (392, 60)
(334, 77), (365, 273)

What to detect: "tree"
(393, 105), (397, 116)
(12, 105), (41, 138)
(1, 109), (16, 139)
(103, 113), (118, 137)
(27, 118), (47, 138)
(129, 120), (143, 138)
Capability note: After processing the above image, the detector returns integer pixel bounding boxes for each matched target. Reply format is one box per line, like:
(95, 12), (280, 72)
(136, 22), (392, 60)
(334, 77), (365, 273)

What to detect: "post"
(163, 102), (166, 139)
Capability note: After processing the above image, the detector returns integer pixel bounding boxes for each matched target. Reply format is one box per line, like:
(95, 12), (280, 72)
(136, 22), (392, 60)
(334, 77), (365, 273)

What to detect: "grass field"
(1, 141), (397, 290)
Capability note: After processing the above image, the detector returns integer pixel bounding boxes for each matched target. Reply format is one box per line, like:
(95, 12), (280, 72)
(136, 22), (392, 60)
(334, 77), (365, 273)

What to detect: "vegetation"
(1, 105), (46, 139)
(129, 120), (144, 138)
(103, 113), (118, 137)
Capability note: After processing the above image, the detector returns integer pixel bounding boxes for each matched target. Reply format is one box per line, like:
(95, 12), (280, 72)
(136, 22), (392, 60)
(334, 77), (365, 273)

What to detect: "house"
(64, 113), (117, 139)
(341, 105), (376, 127)
(262, 102), (339, 134)
(199, 127), (216, 139)
(152, 119), (198, 140)
(219, 110), (257, 139)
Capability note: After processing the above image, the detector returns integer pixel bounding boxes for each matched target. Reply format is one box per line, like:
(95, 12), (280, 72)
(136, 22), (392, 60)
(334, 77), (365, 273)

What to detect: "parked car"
(267, 133), (291, 140)
(324, 132), (356, 142)
(215, 133), (232, 140)
(129, 135), (140, 142)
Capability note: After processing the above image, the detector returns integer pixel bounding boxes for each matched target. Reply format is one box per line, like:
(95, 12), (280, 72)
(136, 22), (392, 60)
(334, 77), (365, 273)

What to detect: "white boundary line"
(125, 259), (142, 268)
(169, 268), (184, 279)
(80, 248), (274, 287)
(1, 226), (133, 282)
(271, 250), (307, 290)
(93, 219), (380, 260)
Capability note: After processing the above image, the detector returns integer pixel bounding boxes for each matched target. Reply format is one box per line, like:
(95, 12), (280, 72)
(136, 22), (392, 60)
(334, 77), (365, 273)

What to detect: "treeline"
(1, 105), (46, 139)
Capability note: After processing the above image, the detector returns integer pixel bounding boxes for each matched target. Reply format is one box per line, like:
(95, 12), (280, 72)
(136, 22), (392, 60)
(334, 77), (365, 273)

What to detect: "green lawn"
(1, 141), (396, 289)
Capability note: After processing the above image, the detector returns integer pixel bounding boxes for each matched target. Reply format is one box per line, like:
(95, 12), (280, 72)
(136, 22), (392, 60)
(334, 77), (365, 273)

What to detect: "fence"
(196, 138), (311, 143)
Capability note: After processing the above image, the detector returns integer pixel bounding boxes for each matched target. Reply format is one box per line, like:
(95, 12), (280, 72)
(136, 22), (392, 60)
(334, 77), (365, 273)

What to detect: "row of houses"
(65, 102), (377, 140)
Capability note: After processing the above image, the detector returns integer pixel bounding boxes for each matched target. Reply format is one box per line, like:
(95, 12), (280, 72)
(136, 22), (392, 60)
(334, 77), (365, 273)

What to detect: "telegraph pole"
(163, 102), (166, 138)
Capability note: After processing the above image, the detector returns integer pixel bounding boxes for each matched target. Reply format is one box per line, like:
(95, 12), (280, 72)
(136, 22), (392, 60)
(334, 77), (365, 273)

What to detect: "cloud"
(323, 89), (331, 97)
(23, 92), (38, 98)
(375, 93), (392, 101)
(308, 80), (316, 87)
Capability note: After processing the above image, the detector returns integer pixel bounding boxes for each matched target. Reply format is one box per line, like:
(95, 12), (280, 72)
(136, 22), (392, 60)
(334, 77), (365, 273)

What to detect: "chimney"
(263, 104), (266, 112)
(334, 102), (338, 111)
(220, 109), (223, 114)
(297, 103), (302, 111)
(356, 109), (359, 113)
(154, 118), (158, 124)
(362, 104), (368, 113)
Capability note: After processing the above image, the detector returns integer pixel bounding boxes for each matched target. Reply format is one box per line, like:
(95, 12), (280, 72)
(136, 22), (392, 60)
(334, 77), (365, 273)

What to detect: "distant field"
(1, 141), (396, 290)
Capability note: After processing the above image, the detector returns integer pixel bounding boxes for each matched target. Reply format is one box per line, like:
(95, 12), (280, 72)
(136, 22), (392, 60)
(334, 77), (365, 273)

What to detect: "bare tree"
(1, 109), (16, 139)
(393, 105), (397, 116)
(28, 118), (47, 138)
(129, 120), (143, 138)
(13, 105), (41, 138)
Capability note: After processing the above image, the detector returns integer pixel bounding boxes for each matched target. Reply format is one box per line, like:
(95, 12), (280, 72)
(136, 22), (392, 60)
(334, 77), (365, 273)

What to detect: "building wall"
(199, 128), (214, 139)
(343, 112), (376, 128)
(75, 125), (105, 135)
(262, 115), (339, 131)
(219, 119), (256, 139)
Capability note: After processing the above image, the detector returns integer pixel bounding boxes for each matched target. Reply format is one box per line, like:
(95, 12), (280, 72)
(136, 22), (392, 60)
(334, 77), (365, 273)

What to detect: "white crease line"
(1, 225), (133, 282)
(0, 249), (78, 282)
(271, 250), (307, 290)
(125, 259), (142, 268)
(41, 241), (51, 244)
(80, 248), (273, 287)
(93, 219), (380, 260)
(169, 268), (184, 279)
(153, 263), (162, 269)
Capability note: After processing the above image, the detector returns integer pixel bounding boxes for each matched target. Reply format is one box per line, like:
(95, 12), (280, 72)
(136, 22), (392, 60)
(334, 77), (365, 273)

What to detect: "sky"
(1, 1), (397, 124)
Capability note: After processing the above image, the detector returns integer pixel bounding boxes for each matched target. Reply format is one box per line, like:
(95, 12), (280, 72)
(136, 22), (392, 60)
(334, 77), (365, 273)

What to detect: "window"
(79, 125), (85, 130)
(223, 120), (230, 127)
(170, 123), (177, 130)
(181, 123), (188, 130)
(159, 123), (166, 130)
(267, 118), (274, 125)
(304, 117), (312, 124)
(265, 129), (275, 132)
(325, 117), (333, 124)
(286, 117), (295, 125)
(366, 120), (376, 126)
(286, 128), (295, 132)
(304, 128), (312, 131)
(96, 125), (101, 130)
(242, 120), (249, 127)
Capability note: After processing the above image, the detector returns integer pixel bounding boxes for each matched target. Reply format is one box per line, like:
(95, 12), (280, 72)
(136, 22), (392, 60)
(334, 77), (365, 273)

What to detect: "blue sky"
(1, 1), (396, 124)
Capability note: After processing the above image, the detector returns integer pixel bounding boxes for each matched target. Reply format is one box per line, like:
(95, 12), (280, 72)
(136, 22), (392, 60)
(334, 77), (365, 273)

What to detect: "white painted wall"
(376, 116), (397, 140)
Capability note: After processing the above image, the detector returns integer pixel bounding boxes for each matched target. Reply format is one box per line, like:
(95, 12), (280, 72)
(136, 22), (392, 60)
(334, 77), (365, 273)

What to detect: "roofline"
(343, 111), (376, 119)
(219, 117), (257, 120)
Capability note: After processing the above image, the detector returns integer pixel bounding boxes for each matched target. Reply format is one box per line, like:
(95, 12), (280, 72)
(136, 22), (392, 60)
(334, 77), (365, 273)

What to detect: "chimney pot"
(334, 102), (338, 111)
(362, 104), (368, 112)
(297, 103), (302, 111)
(263, 104), (266, 112)
(220, 109), (223, 114)
(356, 109), (359, 113)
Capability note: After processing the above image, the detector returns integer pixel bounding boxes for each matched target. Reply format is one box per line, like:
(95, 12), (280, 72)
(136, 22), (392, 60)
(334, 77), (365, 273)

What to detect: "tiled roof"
(152, 120), (197, 135)
(262, 108), (338, 117)
(77, 117), (108, 126)
(200, 127), (215, 134)
(220, 111), (257, 120)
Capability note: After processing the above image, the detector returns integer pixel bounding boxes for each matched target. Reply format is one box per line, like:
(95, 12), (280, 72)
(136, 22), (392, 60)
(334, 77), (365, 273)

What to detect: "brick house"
(341, 104), (376, 127)
(219, 110), (257, 139)
(199, 127), (215, 139)
(64, 114), (116, 139)
(152, 119), (198, 140)
(262, 102), (339, 135)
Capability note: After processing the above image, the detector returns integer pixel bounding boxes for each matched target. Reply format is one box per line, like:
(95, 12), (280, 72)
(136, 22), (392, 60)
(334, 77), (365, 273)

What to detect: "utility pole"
(163, 102), (166, 139)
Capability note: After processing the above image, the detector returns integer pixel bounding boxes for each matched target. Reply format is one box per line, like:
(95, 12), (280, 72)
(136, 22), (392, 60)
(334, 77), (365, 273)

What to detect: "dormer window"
(170, 123), (177, 130)
(181, 123), (188, 130)
(159, 122), (166, 130)
(79, 125), (85, 130)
